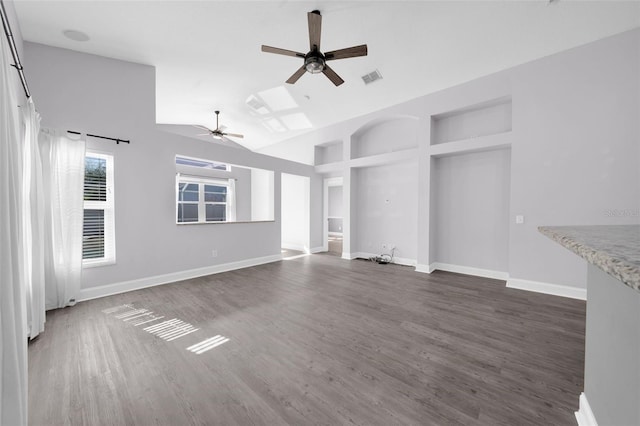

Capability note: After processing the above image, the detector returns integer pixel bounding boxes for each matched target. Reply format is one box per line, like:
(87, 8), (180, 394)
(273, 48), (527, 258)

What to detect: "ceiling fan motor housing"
(305, 51), (325, 73)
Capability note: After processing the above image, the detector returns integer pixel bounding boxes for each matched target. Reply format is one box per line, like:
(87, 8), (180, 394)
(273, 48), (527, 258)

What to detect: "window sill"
(83, 259), (116, 269)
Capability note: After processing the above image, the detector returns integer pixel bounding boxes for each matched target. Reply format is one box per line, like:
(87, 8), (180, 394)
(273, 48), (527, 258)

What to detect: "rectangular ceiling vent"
(245, 95), (269, 114)
(361, 69), (383, 85)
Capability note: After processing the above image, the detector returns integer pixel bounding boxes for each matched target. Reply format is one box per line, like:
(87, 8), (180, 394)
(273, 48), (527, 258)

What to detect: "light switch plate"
(516, 215), (525, 224)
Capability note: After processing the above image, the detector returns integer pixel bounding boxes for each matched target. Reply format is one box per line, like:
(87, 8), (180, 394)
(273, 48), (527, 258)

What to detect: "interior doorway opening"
(323, 177), (343, 256)
(281, 173), (310, 258)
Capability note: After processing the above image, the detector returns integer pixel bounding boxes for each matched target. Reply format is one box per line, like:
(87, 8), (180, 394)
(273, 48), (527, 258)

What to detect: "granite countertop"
(539, 225), (640, 293)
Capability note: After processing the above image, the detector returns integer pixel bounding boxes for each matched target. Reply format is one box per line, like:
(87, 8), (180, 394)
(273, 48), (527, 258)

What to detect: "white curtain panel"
(22, 99), (46, 338)
(39, 130), (85, 309)
(0, 35), (28, 426)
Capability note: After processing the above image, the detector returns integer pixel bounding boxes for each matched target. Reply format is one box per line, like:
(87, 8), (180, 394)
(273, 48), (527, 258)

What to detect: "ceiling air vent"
(245, 95), (269, 114)
(361, 69), (383, 85)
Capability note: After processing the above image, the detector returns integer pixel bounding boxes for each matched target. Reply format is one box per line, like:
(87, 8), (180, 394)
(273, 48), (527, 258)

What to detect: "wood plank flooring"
(28, 254), (585, 425)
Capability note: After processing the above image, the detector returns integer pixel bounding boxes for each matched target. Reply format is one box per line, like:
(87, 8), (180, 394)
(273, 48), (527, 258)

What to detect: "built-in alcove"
(352, 160), (419, 264)
(430, 147), (511, 276)
(351, 116), (419, 160)
(431, 97), (512, 145)
(314, 140), (343, 166)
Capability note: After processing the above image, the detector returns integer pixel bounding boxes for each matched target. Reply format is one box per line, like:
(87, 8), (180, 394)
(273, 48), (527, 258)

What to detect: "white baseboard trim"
(415, 263), (436, 274)
(342, 252), (357, 260)
(352, 252), (416, 267)
(507, 278), (587, 300)
(429, 262), (509, 281)
(310, 246), (325, 254)
(79, 254), (283, 302)
(575, 393), (598, 426)
(282, 243), (308, 253)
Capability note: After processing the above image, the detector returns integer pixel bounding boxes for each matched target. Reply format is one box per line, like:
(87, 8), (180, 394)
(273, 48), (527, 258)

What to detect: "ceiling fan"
(261, 10), (368, 86)
(194, 110), (244, 141)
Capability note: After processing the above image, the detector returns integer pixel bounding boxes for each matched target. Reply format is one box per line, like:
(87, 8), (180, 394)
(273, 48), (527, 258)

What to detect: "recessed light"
(63, 29), (90, 42)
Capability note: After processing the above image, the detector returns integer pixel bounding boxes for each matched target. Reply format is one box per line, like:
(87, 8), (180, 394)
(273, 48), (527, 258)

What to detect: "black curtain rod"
(68, 130), (130, 145)
(0, 0), (30, 99)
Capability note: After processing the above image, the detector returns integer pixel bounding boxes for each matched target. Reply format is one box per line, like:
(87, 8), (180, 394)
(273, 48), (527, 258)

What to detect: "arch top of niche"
(350, 114), (421, 160)
(350, 113), (420, 140)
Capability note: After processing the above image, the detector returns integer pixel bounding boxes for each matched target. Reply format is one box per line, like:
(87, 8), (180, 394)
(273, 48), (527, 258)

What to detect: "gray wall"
(328, 185), (342, 218)
(328, 185), (343, 234)
(24, 42), (322, 290)
(355, 162), (419, 260)
(233, 166), (252, 222)
(260, 28), (640, 290)
(433, 148), (511, 272)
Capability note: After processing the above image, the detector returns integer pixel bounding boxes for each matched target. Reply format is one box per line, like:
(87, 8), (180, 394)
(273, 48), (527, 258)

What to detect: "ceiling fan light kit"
(305, 53), (325, 74)
(262, 10), (368, 86)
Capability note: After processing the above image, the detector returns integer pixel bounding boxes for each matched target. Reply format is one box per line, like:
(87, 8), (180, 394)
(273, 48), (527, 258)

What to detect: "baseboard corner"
(415, 263), (434, 274)
(575, 393), (598, 426)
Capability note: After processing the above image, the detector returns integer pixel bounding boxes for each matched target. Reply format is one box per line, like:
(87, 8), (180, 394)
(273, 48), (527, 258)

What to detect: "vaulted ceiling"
(13, 1), (640, 151)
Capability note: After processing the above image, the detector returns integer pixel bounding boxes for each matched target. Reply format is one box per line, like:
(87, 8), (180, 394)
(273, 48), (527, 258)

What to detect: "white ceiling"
(13, 0), (640, 151)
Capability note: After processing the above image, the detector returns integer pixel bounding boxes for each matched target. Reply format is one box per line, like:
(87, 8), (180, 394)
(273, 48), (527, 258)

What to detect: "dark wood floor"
(28, 254), (585, 425)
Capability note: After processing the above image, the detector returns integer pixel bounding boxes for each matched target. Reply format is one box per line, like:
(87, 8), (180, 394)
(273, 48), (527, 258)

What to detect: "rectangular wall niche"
(431, 97), (512, 145)
(315, 141), (343, 166)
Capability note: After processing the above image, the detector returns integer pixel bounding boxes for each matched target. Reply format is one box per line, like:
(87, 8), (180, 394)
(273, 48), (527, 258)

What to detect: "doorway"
(281, 173), (310, 257)
(323, 177), (343, 256)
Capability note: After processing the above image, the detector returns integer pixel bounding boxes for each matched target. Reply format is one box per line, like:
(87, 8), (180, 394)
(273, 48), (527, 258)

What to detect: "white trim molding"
(352, 252), (416, 267)
(79, 254), (282, 302)
(507, 278), (587, 300)
(342, 252), (357, 260)
(282, 242), (309, 253)
(575, 393), (598, 426)
(428, 262), (509, 281)
(415, 263), (435, 274)
(310, 246), (325, 254)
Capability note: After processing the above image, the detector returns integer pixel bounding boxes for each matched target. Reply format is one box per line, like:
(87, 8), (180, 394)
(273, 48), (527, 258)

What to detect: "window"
(83, 153), (115, 266)
(176, 175), (235, 223)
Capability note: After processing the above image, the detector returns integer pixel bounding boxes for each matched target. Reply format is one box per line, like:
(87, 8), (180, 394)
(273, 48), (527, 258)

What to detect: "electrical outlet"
(212, 250), (218, 258)
(516, 215), (525, 224)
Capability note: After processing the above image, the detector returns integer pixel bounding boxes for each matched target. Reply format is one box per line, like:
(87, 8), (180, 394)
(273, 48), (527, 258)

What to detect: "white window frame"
(83, 152), (116, 268)
(176, 174), (234, 224)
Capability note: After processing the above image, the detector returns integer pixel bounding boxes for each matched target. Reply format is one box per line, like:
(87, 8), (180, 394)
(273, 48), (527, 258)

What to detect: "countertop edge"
(539, 226), (640, 293)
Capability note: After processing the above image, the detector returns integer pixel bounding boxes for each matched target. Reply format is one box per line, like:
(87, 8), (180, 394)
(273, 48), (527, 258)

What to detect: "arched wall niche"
(350, 115), (420, 160)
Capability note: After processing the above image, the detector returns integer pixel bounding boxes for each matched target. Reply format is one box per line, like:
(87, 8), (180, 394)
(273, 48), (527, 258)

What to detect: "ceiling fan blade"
(262, 45), (305, 58)
(322, 65), (344, 86)
(196, 133), (211, 136)
(286, 65), (307, 84)
(325, 44), (368, 61)
(223, 132), (244, 139)
(308, 11), (322, 51)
